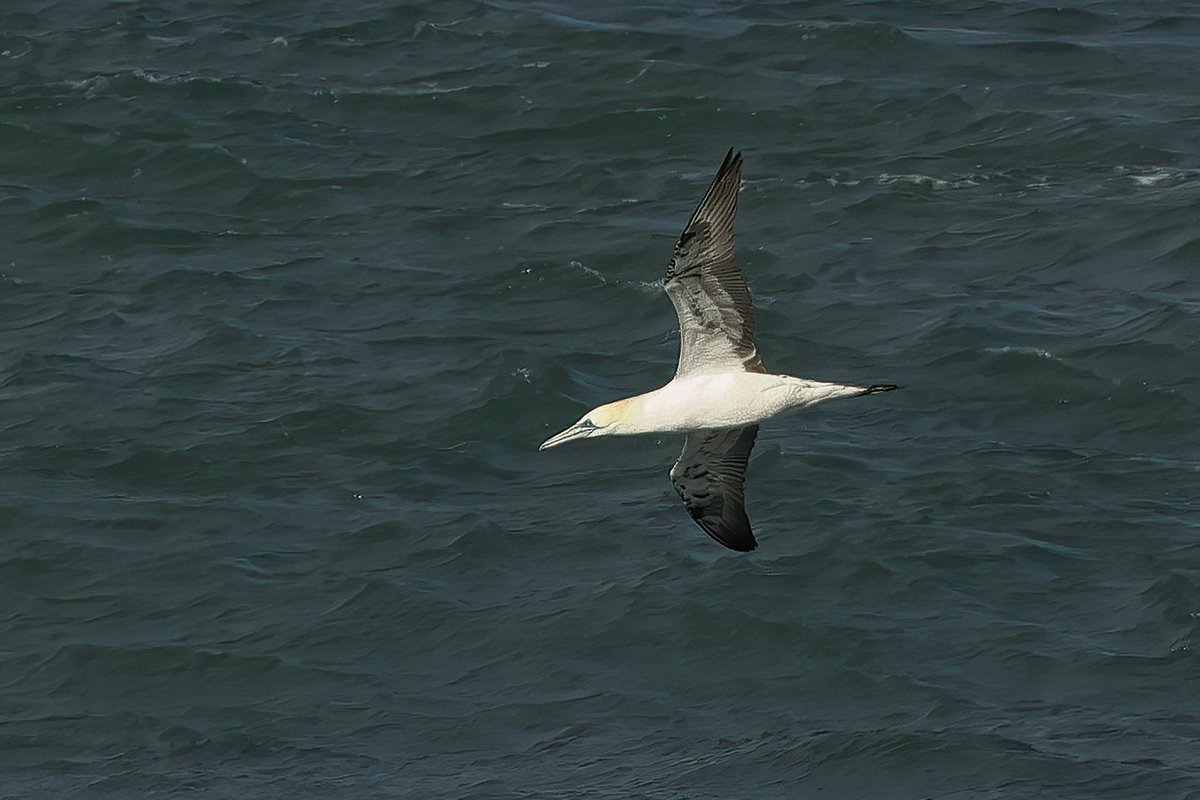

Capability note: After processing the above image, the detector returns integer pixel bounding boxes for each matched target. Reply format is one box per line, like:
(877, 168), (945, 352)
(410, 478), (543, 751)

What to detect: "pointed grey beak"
(539, 423), (592, 451)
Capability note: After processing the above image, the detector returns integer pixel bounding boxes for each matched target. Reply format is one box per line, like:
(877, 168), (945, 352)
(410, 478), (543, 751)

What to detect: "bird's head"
(539, 398), (633, 450)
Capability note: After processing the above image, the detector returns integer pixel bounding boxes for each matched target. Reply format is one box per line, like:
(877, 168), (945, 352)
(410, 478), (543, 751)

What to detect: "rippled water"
(2, 2), (1199, 797)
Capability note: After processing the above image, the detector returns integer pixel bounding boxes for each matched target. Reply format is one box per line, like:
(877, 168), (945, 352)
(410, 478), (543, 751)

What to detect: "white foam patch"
(878, 173), (981, 190)
(1119, 166), (1200, 188)
(571, 260), (608, 284)
(984, 346), (1061, 361)
(1130, 171), (1174, 186)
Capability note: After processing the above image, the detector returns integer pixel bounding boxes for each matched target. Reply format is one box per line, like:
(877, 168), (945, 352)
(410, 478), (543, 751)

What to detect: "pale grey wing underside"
(663, 149), (764, 377)
(670, 425), (759, 552)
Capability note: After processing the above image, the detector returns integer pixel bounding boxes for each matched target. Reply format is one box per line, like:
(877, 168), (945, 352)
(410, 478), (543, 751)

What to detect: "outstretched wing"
(663, 149), (763, 377)
(670, 425), (759, 551)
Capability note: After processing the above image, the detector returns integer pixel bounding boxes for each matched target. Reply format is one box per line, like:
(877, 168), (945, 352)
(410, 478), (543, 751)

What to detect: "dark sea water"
(3, 1), (1199, 797)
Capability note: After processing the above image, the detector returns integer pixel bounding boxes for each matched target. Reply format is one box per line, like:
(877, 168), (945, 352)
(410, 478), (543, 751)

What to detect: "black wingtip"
(718, 147), (741, 174)
(704, 524), (758, 552)
(692, 516), (758, 552)
(863, 384), (901, 394)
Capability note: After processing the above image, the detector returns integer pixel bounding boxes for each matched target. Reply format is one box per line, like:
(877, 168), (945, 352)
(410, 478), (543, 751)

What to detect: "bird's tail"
(859, 384), (900, 395)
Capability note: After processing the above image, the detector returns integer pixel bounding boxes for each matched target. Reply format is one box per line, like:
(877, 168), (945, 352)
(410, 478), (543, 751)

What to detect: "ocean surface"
(2, 1), (1199, 797)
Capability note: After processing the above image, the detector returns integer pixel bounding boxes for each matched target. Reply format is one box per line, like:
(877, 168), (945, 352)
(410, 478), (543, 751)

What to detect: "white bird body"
(612, 374), (869, 435)
(540, 150), (897, 551)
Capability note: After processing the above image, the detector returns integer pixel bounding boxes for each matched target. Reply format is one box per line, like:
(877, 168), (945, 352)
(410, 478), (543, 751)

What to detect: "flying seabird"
(540, 150), (898, 551)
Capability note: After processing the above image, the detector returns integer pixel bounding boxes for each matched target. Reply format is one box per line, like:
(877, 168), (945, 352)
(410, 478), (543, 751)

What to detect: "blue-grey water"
(3, 2), (1199, 797)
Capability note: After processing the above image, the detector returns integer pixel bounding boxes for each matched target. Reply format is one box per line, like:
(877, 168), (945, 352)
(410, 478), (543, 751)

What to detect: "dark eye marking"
(579, 419), (596, 429)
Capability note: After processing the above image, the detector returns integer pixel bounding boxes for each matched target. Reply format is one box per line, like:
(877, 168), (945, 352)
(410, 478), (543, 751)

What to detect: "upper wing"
(663, 149), (763, 377)
(669, 425), (759, 552)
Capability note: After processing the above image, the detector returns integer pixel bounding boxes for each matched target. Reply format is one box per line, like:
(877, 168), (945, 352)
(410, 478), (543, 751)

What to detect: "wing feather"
(663, 149), (763, 376)
(669, 425), (759, 551)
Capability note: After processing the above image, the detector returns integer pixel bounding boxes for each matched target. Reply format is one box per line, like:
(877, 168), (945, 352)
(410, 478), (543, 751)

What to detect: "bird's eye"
(579, 419), (596, 429)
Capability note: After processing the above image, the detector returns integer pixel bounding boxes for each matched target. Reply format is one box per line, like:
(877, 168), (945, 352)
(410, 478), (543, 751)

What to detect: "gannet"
(540, 150), (898, 551)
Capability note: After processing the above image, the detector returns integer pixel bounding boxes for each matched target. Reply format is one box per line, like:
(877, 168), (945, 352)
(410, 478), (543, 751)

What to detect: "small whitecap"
(65, 75), (110, 97)
(878, 173), (980, 190)
(571, 260), (608, 284)
(983, 345), (1061, 361)
(627, 63), (653, 84)
(1130, 171), (1174, 186)
(131, 68), (174, 84)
